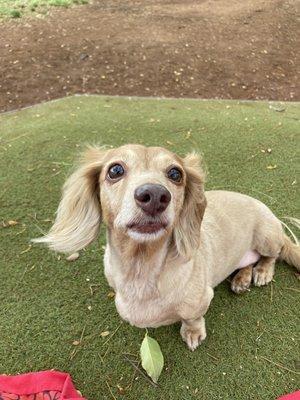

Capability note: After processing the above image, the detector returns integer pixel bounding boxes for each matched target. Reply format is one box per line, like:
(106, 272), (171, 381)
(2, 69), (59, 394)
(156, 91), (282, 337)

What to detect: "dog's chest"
(115, 283), (178, 328)
(104, 245), (193, 328)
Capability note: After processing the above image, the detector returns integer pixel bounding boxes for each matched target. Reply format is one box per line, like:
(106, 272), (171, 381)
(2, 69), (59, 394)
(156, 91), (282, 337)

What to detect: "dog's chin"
(126, 221), (168, 243)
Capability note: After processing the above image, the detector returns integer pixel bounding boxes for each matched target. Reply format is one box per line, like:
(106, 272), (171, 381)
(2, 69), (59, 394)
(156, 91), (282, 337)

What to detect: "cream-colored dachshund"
(34, 144), (300, 350)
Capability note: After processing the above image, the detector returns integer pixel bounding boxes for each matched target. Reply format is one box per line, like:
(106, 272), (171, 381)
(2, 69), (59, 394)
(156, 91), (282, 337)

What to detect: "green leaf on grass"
(140, 333), (164, 383)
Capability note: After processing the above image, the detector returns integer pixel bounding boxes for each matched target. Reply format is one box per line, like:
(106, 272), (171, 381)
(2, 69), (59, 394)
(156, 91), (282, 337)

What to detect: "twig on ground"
(270, 282), (274, 303)
(70, 325), (86, 360)
(4, 133), (31, 143)
(206, 352), (219, 362)
(28, 213), (47, 236)
(123, 354), (158, 388)
(102, 323), (122, 347)
(102, 345), (111, 359)
(52, 161), (72, 166)
(283, 287), (300, 293)
(99, 353), (105, 364)
(259, 356), (300, 375)
(13, 265), (35, 292)
(51, 170), (61, 178)
(210, 185), (275, 202)
(16, 226), (27, 236)
(70, 315), (112, 360)
(19, 244), (32, 255)
(105, 380), (117, 400)
(18, 267), (28, 284)
(125, 363), (138, 391)
(123, 352), (139, 358)
(256, 329), (266, 342)
(0, 187), (8, 200)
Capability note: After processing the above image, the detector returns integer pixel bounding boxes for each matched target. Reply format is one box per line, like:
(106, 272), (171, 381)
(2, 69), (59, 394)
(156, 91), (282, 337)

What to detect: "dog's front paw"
(231, 265), (253, 294)
(180, 318), (206, 351)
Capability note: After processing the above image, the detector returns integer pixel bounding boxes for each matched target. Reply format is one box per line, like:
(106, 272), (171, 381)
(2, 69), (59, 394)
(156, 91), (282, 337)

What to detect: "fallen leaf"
(140, 333), (164, 383)
(72, 340), (80, 346)
(8, 220), (19, 226)
(100, 331), (110, 337)
(261, 148), (272, 154)
(117, 384), (125, 394)
(79, 53), (89, 61)
(66, 252), (79, 261)
(266, 165), (277, 170)
(166, 140), (173, 145)
(107, 291), (115, 298)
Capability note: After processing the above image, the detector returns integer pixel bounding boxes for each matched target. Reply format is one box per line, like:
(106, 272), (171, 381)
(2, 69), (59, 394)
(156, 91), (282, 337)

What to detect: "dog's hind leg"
(252, 211), (285, 287)
(253, 256), (276, 286)
(231, 264), (254, 293)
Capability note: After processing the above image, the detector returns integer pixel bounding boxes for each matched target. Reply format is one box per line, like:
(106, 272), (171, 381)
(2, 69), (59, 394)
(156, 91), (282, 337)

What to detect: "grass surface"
(0, 95), (299, 399)
(0, 0), (87, 18)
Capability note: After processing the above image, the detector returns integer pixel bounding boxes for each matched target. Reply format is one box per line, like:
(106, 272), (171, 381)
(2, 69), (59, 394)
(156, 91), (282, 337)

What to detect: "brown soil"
(0, 0), (299, 112)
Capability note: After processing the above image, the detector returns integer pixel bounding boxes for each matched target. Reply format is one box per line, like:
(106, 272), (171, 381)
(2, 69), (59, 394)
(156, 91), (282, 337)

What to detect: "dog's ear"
(173, 152), (206, 259)
(33, 146), (109, 254)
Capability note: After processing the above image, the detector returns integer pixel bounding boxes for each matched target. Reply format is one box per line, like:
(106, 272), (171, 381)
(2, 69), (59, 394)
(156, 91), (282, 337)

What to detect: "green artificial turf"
(0, 95), (299, 399)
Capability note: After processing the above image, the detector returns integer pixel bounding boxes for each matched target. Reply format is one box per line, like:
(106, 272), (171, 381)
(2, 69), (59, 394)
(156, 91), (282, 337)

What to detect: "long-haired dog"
(34, 144), (300, 350)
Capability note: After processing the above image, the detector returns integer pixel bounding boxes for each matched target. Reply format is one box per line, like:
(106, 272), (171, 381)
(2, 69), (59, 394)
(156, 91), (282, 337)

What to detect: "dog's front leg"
(180, 286), (214, 351)
(180, 316), (207, 351)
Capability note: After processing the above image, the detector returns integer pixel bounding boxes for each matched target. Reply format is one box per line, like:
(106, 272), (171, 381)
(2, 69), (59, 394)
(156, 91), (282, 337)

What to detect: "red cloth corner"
(278, 391), (300, 400)
(0, 371), (86, 400)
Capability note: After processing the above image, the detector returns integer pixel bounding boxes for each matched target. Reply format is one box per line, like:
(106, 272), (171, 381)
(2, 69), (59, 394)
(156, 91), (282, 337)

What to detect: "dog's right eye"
(107, 164), (125, 180)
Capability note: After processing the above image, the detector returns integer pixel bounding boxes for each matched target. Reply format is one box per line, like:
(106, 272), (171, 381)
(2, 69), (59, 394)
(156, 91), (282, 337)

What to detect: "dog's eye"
(108, 164), (125, 180)
(167, 167), (182, 183)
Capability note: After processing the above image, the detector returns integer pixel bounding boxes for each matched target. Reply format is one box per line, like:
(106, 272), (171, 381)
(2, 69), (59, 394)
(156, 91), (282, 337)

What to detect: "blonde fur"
(33, 147), (108, 253)
(34, 144), (299, 351)
(173, 152), (206, 258)
(281, 235), (300, 270)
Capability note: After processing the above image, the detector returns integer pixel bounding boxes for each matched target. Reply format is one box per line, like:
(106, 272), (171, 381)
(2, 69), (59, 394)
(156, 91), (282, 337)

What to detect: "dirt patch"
(0, 0), (299, 112)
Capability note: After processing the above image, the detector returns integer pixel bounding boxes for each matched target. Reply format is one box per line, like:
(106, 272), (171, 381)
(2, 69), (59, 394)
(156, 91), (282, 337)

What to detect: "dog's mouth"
(127, 220), (168, 234)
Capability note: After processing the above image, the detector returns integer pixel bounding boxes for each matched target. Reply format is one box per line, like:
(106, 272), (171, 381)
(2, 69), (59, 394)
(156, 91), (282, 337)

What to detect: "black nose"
(134, 184), (171, 216)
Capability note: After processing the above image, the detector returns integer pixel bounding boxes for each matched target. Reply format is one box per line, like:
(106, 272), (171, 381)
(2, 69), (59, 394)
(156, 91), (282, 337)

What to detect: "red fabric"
(0, 371), (85, 400)
(278, 391), (300, 400)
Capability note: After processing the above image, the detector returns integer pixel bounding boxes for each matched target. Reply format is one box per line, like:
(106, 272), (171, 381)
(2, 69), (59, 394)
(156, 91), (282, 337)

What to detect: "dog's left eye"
(108, 164), (125, 180)
(167, 167), (182, 183)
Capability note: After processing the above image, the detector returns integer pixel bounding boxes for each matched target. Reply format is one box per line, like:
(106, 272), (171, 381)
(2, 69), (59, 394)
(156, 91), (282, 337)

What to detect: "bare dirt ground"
(0, 0), (299, 112)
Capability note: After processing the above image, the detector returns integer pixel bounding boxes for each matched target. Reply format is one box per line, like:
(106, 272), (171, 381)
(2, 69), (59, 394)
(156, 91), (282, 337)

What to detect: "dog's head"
(35, 144), (206, 258)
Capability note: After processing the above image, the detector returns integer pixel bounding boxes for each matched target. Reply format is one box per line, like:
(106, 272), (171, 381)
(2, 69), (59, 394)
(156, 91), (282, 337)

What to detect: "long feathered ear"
(33, 146), (108, 254)
(173, 152), (206, 259)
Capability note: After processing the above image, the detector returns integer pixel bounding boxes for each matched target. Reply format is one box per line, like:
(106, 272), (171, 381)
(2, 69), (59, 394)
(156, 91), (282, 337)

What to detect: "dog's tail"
(280, 218), (300, 271)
